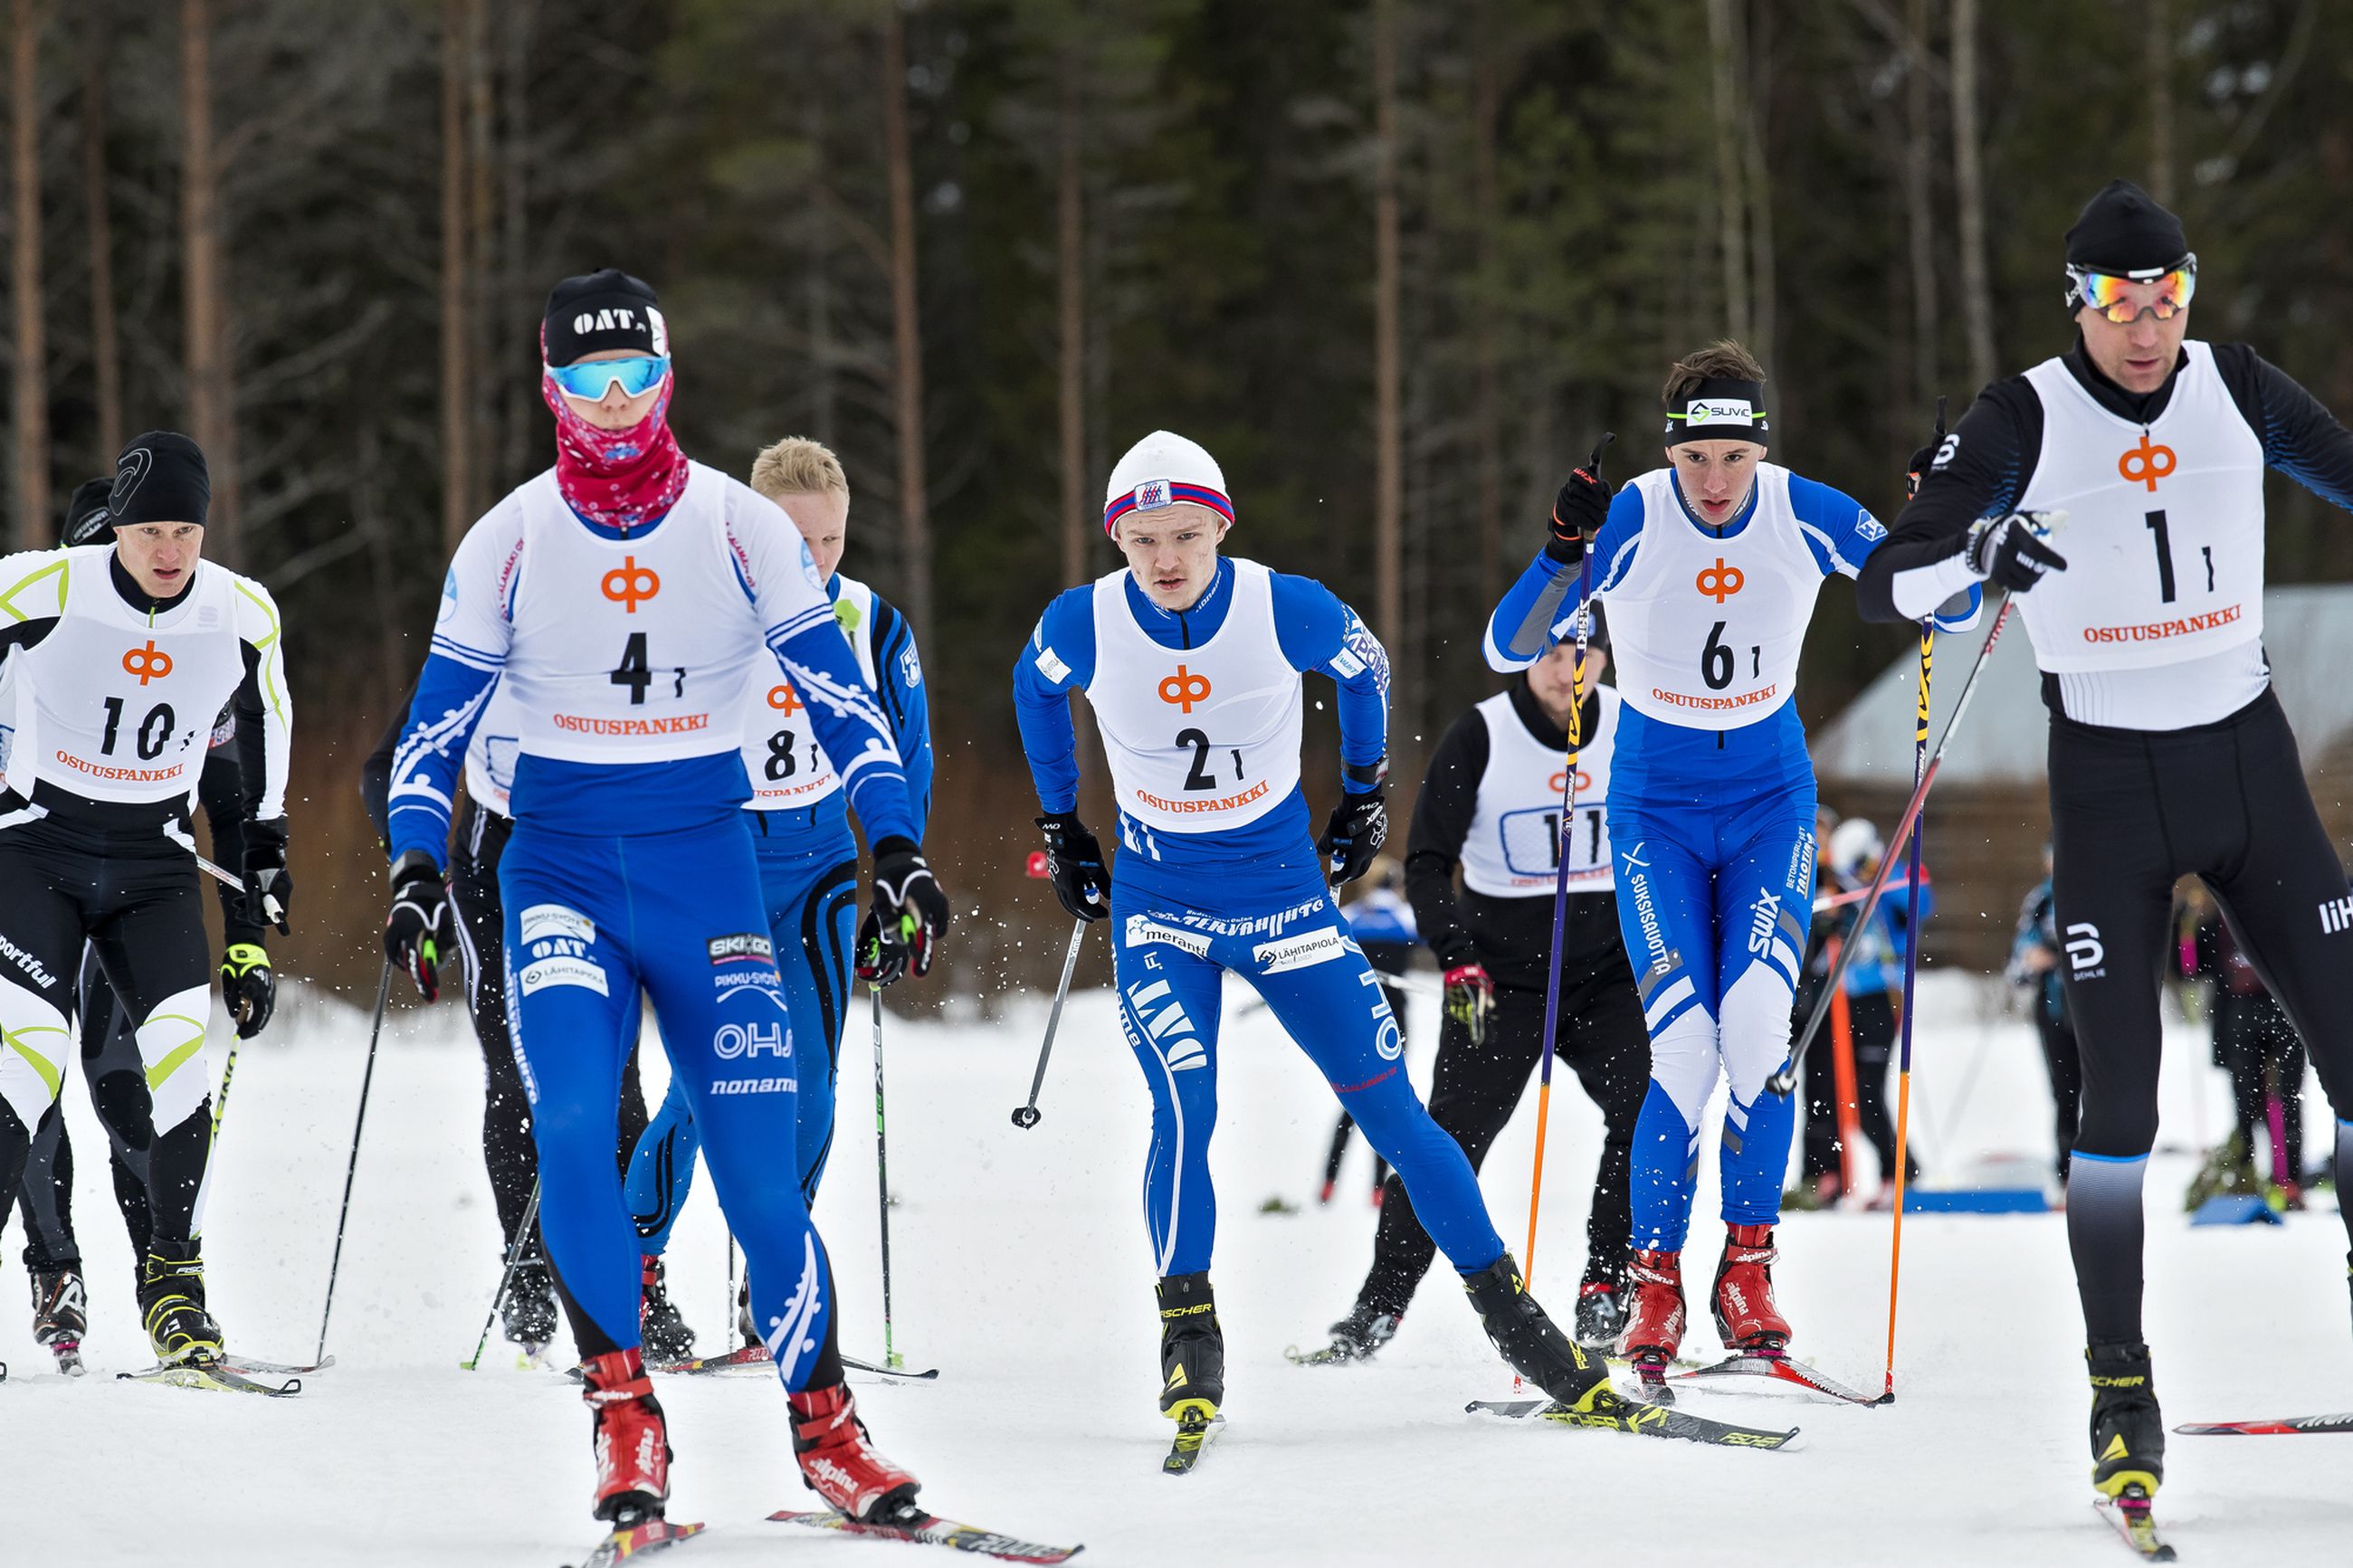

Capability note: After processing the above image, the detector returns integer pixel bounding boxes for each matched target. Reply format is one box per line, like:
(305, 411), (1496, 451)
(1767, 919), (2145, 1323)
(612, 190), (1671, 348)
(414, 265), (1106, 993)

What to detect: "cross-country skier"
(0, 432), (294, 1367)
(382, 271), (949, 1540)
(7, 472), (278, 1374)
(622, 434), (932, 1358)
(1484, 344), (1978, 1388)
(1300, 617), (1650, 1364)
(1015, 429), (1611, 1457)
(1855, 179), (2353, 1514)
(360, 674), (651, 1363)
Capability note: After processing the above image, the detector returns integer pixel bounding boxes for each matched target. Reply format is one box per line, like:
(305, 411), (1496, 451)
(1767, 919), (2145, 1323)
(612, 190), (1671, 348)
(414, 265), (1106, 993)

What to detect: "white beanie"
(1102, 430), (1234, 537)
(1829, 817), (1883, 878)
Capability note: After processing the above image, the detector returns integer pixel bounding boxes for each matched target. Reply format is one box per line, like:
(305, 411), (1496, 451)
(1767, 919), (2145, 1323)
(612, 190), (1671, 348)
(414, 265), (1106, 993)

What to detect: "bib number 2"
(1176, 727), (1247, 792)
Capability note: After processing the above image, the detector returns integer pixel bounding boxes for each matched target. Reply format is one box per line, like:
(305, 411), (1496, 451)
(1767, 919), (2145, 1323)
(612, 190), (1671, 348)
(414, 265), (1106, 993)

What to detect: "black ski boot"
(2087, 1342), (2165, 1501)
(640, 1254), (695, 1363)
(1304, 1300), (1400, 1365)
(1157, 1272), (1224, 1421)
(500, 1259), (559, 1357)
(1573, 1257), (1628, 1351)
(1462, 1253), (1611, 1409)
(30, 1260), (89, 1372)
(139, 1242), (224, 1365)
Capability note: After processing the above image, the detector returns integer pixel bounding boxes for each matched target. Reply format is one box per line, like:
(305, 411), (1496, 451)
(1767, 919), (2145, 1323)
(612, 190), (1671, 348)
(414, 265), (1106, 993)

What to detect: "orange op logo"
(2119, 432), (2176, 492)
(122, 640), (173, 685)
(1159, 664), (1212, 713)
(1696, 557), (1745, 604)
(767, 683), (804, 716)
(602, 556), (661, 612)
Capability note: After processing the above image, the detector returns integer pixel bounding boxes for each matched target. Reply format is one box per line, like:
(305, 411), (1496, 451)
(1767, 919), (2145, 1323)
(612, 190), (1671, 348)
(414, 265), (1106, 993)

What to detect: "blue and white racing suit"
(1015, 556), (1506, 1279)
(1486, 462), (1977, 1250)
(626, 575), (932, 1250)
(388, 462), (919, 1387)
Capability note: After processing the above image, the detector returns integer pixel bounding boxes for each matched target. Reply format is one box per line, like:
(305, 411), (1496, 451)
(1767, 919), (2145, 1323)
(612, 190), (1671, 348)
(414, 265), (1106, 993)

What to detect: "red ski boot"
(1620, 1250), (1685, 1390)
(1711, 1223), (1792, 1352)
(581, 1349), (671, 1525)
(789, 1383), (919, 1523)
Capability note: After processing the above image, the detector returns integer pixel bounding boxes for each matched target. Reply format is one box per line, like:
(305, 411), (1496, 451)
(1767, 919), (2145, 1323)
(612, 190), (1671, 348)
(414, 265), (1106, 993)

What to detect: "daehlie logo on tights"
(2320, 895), (2353, 935)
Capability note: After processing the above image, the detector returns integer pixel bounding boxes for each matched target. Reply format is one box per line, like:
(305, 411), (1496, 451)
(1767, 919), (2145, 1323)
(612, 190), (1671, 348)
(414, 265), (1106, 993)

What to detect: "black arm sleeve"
(358, 674), (418, 847)
(2211, 342), (2353, 513)
(198, 744), (265, 944)
(0, 618), (56, 656)
(233, 642), (271, 821)
(1404, 708), (1490, 966)
(1854, 376), (2044, 622)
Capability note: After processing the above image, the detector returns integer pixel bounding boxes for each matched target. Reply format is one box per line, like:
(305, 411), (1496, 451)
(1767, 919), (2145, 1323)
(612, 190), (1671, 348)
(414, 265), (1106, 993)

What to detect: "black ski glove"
(858, 836), (952, 987)
(385, 850), (450, 1002)
(1319, 791), (1388, 887)
(219, 941), (276, 1040)
(241, 816), (292, 934)
(1035, 813), (1109, 923)
(1964, 510), (2069, 593)
(1545, 433), (1615, 565)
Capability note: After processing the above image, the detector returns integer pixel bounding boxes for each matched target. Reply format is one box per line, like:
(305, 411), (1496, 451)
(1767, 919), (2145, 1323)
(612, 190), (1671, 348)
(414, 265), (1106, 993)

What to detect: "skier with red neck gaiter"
(537, 270), (691, 535)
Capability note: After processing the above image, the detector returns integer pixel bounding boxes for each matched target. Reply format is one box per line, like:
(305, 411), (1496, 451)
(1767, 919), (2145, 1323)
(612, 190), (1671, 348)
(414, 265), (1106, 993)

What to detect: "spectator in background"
(2006, 841), (2081, 1183)
(2177, 885), (2310, 1212)
(1789, 817), (1928, 1209)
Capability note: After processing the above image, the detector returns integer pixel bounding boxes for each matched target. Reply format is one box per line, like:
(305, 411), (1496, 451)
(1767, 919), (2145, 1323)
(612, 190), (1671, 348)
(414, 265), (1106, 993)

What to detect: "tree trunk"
(1704, 0), (1749, 340)
(2146, 0), (2174, 204)
(805, 94), (835, 448)
(440, 0), (471, 552)
(1056, 44), (1085, 587)
(880, 6), (931, 644)
(1950, 0), (1996, 392)
(1904, 0), (1938, 407)
(466, 0), (494, 513)
(81, 49), (119, 462)
(1471, 0), (1501, 612)
(179, 0), (238, 554)
(1371, 0), (1403, 658)
(1742, 0), (1776, 372)
(10, 0), (47, 550)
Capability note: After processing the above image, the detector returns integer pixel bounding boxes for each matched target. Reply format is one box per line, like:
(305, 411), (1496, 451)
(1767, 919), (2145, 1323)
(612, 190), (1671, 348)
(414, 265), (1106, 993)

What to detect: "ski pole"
(165, 822), (246, 893)
(1881, 610), (1936, 1402)
(1767, 584), (2035, 1098)
(1011, 917), (1087, 1129)
(211, 1040), (241, 1141)
(462, 1176), (543, 1371)
(871, 985), (902, 1370)
(1320, 1110), (1355, 1202)
(1523, 433), (1609, 1288)
(317, 956), (393, 1364)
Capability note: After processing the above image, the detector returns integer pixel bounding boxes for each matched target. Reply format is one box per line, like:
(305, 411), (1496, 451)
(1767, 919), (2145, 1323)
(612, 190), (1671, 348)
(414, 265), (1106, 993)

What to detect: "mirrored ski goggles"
(545, 354), (672, 401)
(2067, 259), (2196, 324)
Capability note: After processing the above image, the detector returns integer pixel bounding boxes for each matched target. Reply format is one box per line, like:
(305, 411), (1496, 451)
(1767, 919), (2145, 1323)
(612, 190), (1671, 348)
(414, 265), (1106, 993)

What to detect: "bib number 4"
(609, 632), (687, 706)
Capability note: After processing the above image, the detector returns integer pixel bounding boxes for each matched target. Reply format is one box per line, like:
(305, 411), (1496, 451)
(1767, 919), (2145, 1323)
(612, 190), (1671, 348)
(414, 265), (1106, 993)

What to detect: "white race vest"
(502, 469), (761, 765)
(2, 546), (252, 807)
(1460, 686), (1621, 897)
(2015, 342), (2265, 673)
(1603, 465), (1825, 730)
(740, 578), (878, 812)
(1086, 558), (1303, 834)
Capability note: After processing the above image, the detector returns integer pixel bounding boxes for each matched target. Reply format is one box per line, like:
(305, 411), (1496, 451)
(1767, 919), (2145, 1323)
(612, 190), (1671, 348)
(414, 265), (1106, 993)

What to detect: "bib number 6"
(1700, 621), (1762, 691)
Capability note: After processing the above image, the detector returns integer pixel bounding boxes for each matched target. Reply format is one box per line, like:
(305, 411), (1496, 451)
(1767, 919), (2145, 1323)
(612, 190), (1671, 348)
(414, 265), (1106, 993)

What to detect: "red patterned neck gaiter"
(541, 370), (689, 534)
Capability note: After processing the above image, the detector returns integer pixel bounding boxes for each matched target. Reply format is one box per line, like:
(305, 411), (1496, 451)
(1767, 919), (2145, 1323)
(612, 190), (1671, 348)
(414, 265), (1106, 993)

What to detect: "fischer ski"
(2093, 1487), (2176, 1561)
(773, 1508), (1081, 1563)
(1672, 1353), (1881, 1406)
(117, 1362), (300, 1397)
(2175, 1411), (2353, 1436)
(1469, 1395), (1797, 1449)
(1163, 1410), (1224, 1474)
(218, 1353), (337, 1378)
(570, 1518), (704, 1567)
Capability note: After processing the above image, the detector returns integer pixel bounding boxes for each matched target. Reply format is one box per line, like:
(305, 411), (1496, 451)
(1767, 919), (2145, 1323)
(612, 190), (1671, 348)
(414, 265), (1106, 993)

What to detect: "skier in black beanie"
(1852, 180), (2353, 1542)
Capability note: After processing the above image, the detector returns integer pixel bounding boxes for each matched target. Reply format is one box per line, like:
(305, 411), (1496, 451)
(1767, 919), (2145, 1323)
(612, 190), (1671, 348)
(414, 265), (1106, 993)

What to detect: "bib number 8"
(766, 728), (797, 781)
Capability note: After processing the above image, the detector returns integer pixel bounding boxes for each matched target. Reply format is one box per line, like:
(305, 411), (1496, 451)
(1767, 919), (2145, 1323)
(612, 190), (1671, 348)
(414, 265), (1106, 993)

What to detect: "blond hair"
(748, 436), (850, 505)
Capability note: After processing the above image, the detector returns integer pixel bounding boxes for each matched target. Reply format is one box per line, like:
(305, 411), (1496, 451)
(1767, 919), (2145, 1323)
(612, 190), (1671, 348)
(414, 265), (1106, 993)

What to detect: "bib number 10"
(100, 697), (176, 761)
(610, 632), (687, 706)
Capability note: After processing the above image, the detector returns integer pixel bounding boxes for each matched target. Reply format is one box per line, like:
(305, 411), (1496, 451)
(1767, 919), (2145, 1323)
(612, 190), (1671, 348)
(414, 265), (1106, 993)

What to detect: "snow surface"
(5, 974), (2347, 1566)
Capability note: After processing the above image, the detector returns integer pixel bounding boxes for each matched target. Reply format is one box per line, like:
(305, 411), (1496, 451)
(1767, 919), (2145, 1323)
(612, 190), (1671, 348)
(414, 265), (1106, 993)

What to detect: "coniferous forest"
(5, 1), (2348, 998)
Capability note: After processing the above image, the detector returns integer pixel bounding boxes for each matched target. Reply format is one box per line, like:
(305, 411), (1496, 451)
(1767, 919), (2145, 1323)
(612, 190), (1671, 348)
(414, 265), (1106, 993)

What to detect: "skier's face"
(112, 521), (205, 598)
(1117, 507), (1228, 610)
(1526, 639), (1605, 720)
(2077, 286), (2189, 394)
(1666, 439), (1765, 527)
(776, 488), (850, 581)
